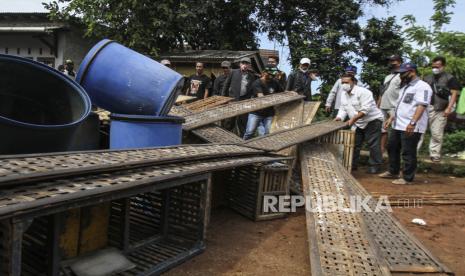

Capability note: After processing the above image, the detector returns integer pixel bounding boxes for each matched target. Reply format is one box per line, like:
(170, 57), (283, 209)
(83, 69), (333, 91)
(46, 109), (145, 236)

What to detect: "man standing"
(286, 58), (316, 101)
(380, 63), (432, 184)
(378, 55), (402, 153)
(64, 59), (76, 79)
(335, 74), (384, 173)
(243, 68), (283, 140)
(221, 57), (257, 135)
(187, 62), (211, 101)
(423, 56), (461, 162)
(325, 66), (358, 117)
(267, 55), (287, 90)
(213, 61), (231, 96)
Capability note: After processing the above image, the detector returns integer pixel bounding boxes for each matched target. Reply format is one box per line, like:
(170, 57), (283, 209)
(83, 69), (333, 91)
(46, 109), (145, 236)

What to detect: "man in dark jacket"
(221, 57), (256, 100)
(221, 57), (257, 135)
(286, 57), (316, 101)
(213, 61), (231, 96)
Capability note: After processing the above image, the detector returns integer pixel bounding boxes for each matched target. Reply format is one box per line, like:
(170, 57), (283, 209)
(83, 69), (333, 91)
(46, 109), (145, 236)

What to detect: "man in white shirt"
(335, 73), (384, 173)
(380, 63), (432, 185)
(326, 66), (358, 117)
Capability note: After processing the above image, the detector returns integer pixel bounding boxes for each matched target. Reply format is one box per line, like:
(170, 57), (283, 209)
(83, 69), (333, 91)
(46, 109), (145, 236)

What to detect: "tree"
(43, 0), (258, 55)
(360, 16), (405, 97)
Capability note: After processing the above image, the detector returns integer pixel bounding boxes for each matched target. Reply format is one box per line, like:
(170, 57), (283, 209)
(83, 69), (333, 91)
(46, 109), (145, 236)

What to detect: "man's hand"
(334, 117), (342, 121)
(444, 107), (452, 117)
(405, 124), (415, 136)
(325, 106), (332, 113)
(347, 118), (356, 126)
(384, 118), (392, 129)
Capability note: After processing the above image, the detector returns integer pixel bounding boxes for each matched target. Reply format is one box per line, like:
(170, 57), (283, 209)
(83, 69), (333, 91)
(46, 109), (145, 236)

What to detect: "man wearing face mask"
(378, 55), (403, 153)
(286, 58), (317, 101)
(243, 67), (284, 140)
(422, 56), (461, 162)
(326, 66), (358, 117)
(334, 74), (384, 174)
(380, 63), (432, 185)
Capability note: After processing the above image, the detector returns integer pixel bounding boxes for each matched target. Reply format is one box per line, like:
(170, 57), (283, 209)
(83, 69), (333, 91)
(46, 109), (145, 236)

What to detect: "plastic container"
(76, 39), (184, 116)
(0, 54), (92, 155)
(109, 114), (185, 149)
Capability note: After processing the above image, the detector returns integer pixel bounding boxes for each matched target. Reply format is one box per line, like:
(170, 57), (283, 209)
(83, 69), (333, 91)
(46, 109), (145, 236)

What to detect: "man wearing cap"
(286, 58), (316, 101)
(186, 62), (211, 100)
(213, 61), (231, 96)
(160, 59), (172, 68)
(243, 67), (284, 140)
(221, 57), (257, 135)
(334, 73), (384, 174)
(268, 55), (287, 90)
(64, 59), (76, 79)
(380, 63), (432, 185)
(422, 56), (461, 162)
(325, 66), (358, 117)
(378, 55), (403, 153)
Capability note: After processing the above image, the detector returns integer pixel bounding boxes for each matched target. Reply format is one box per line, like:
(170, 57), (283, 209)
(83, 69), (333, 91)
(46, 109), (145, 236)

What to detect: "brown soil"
(166, 171), (465, 276)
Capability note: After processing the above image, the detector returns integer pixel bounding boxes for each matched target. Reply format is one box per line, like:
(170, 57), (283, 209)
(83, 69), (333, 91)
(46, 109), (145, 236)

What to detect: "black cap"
(388, 55), (402, 62)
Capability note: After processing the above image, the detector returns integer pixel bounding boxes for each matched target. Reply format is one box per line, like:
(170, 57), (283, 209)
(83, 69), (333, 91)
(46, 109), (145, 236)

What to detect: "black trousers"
(388, 129), (422, 182)
(353, 119), (383, 169)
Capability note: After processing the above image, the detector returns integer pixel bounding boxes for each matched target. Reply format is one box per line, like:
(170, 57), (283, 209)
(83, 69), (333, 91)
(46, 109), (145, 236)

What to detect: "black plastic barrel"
(0, 54), (91, 154)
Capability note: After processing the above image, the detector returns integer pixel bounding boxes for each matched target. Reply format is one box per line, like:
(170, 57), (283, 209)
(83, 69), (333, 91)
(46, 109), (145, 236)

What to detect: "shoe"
(430, 156), (441, 163)
(367, 167), (381, 174)
(392, 178), (410, 185)
(378, 171), (400, 179)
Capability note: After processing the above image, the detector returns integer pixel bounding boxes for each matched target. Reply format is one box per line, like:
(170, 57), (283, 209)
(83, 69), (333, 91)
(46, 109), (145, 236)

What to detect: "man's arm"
(221, 73), (233, 97)
(405, 105), (427, 135)
(326, 79), (340, 112)
(285, 72), (295, 91)
(445, 89), (459, 116)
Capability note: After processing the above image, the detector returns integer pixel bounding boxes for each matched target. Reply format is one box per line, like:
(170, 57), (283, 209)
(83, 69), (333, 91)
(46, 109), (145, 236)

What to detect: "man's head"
(268, 56), (279, 67)
(388, 55), (402, 71)
(344, 65), (357, 76)
(431, 56), (446, 75)
(161, 59), (171, 68)
(65, 59), (74, 71)
(221, 61), (231, 75)
(195, 62), (204, 75)
(300, 58), (311, 71)
(340, 73), (357, 93)
(239, 57), (251, 71)
(395, 62), (418, 84)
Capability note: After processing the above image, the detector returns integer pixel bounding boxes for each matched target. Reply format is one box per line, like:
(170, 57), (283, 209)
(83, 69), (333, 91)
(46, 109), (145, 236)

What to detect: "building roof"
(159, 50), (266, 71)
(0, 12), (67, 30)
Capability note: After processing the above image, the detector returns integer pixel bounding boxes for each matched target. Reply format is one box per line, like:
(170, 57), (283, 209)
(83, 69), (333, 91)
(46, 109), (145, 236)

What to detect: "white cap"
(160, 59), (171, 65)
(300, 58), (311, 65)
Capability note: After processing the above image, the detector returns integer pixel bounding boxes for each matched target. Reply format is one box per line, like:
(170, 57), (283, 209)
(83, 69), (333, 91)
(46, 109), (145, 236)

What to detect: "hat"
(300, 57), (311, 65)
(388, 54), (402, 62)
(240, 57), (251, 64)
(65, 59), (74, 65)
(345, 65), (357, 74)
(221, 61), (231, 68)
(395, 62), (417, 73)
(160, 59), (171, 66)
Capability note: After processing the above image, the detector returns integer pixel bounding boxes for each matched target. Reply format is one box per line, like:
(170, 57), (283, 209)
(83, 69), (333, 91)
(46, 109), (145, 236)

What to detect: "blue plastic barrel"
(76, 39), (184, 116)
(109, 114), (185, 149)
(0, 54), (92, 155)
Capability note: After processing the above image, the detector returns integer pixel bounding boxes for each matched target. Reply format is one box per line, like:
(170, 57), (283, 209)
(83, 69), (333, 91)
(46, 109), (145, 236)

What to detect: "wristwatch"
(409, 121), (417, 126)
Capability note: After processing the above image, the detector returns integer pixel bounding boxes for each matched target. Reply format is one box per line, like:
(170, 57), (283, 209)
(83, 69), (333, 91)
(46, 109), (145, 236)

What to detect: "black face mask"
(400, 72), (412, 85)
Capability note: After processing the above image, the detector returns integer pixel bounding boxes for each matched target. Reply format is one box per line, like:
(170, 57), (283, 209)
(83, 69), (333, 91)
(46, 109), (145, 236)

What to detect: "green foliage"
(442, 130), (465, 154)
(359, 16), (405, 96)
(257, 0), (395, 88)
(43, 0), (258, 55)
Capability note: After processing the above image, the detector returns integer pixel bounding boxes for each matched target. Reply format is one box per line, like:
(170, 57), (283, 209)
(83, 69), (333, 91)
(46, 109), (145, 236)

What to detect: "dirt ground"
(166, 170), (465, 276)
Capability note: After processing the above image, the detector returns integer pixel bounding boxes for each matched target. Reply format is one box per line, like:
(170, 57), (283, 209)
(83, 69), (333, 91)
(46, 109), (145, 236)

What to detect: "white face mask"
(432, 68), (442, 75)
(342, 83), (352, 92)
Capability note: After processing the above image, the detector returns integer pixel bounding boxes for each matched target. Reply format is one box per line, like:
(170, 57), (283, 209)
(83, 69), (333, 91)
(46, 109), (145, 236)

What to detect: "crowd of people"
(162, 54), (461, 185)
